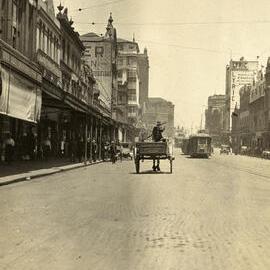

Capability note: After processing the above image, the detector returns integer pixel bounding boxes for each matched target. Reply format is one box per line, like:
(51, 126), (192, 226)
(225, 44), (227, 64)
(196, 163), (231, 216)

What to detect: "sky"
(53, 0), (270, 130)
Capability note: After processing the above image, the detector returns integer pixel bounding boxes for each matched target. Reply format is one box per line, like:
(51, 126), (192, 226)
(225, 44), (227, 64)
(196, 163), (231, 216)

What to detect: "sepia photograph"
(0, 0), (270, 269)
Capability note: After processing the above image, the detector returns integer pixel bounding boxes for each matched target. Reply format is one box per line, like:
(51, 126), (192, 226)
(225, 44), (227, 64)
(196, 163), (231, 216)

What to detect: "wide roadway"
(0, 151), (270, 270)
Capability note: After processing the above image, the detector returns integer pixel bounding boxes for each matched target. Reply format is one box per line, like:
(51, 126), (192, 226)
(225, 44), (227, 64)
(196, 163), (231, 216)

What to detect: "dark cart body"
(134, 142), (174, 173)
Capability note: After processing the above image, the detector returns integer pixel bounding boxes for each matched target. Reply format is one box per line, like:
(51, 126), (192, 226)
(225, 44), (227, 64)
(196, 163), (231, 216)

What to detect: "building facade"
(142, 97), (174, 139)
(264, 58), (270, 149)
(80, 15), (118, 119)
(231, 67), (270, 154)
(205, 94), (226, 144)
(117, 38), (140, 127)
(0, 0), (42, 160)
(231, 85), (251, 153)
(137, 48), (149, 107)
(249, 69), (266, 152)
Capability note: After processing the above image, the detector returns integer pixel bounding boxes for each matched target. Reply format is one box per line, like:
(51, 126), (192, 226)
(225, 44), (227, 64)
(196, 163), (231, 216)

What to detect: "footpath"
(0, 158), (103, 186)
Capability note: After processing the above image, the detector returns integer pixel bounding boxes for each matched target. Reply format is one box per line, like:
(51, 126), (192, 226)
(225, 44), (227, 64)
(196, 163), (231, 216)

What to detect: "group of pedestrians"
(68, 136), (122, 164)
(0, 130), (126, 166)
(0, 131), (38, 164)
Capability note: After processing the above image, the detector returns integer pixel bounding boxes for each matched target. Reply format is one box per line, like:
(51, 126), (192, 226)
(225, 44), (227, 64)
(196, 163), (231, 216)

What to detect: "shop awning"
(0, 64), (41, 123)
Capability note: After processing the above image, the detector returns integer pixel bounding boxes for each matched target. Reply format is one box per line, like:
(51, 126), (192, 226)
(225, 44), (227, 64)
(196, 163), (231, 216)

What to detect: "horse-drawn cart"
(134, 142), (174, 174)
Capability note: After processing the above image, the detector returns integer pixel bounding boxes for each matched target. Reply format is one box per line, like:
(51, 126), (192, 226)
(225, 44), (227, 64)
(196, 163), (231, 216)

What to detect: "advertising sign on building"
(227, 60), (258, 130)
(84, 41), (113, 109)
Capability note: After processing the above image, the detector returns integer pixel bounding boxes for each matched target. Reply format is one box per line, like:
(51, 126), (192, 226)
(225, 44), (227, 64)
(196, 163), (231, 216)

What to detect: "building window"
(129, 106), (136, 113)
(118, 44), (123, 51)
(62, 39), (66, 60)
(84, 48), (91, 56)
(12, 0), (18, 49)
(95, 46), (104, 57)
(117, 70), (122, 78)
(117, 59), (123, 65)
(128, 93), (136, 101)
(128, 77), (136, 82)
(128, 70), (136, 77)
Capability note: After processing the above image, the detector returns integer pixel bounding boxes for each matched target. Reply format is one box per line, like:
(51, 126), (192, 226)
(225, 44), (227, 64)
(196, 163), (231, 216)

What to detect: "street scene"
(1, 0), (270, 269)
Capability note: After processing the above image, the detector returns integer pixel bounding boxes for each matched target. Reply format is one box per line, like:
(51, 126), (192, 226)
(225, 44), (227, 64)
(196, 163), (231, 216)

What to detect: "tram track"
(210, 157), (270, 181)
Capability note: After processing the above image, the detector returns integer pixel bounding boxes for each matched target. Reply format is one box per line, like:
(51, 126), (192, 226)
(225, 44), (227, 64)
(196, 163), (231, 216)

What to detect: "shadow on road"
(130, 170), (171, 175)
(185, 156), (210, 159)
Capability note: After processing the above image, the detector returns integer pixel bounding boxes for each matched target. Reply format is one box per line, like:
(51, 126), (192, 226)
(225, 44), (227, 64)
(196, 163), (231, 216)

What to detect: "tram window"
(198, 138), (207, 144)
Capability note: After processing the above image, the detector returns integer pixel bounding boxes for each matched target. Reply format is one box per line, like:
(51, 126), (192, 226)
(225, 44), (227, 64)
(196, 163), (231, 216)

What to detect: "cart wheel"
(135, 158), (140, 174)
(169, 158), (173, 174)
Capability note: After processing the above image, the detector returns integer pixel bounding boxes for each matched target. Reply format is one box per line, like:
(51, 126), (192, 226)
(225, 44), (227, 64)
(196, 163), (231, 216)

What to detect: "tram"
(188, 133), (212, 158)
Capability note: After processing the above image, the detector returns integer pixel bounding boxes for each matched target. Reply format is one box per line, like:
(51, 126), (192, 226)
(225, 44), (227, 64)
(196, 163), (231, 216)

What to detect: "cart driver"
(152, 121), (165, 171)
(152, 121), (165, 142)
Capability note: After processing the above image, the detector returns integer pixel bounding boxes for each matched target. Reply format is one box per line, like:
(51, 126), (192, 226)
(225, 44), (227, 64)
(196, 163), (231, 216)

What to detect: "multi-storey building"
(205, 94), (226, 143)
(81, 16), (134, 142)
(249, 69), (266, 151)
(0, 0), (42, 149)
(225, 57), (258, 133)
(264, 58), (270, 150)
(80, 15), (118, 119)
(55, 5), (112, 159)
(142, 97), (174, 139)
(231, 85), (251, 152)
(36, 0), (62, 153)
(232, 68), (269, 154)
(117, 38), (140, 126)
(137, 48), (149, 107)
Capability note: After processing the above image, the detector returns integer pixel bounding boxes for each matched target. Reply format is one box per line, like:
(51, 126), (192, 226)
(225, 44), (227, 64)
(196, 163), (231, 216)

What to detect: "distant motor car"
(120, 142), (133, 160)
(240, 146), (248, 155)
(262, 149), (270, 159)
(220, 145), (230, 155)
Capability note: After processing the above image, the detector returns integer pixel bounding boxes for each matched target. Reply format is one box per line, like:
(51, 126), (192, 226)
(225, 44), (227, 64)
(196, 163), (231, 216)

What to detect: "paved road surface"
(1, 152), (270, 270)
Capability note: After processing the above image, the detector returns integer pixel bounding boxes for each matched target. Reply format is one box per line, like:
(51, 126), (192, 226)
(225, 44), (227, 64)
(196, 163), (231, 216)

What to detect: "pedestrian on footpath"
(4, 133), (15, 164)
(42, 136), (51, 160)
(92, 139), (97, 162)
(21, 132), (29, 161)
(101, 139), (105, 161)
(77, 136), (84, 163)
(70, 136), (77, 162)
(110, 141), (117, 164)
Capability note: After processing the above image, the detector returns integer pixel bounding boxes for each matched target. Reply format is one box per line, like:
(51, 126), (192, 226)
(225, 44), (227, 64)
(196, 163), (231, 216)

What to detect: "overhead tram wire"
(71, 0), (130, 12)
(75, 19), (270, 26)
(136, 39), (231, 55)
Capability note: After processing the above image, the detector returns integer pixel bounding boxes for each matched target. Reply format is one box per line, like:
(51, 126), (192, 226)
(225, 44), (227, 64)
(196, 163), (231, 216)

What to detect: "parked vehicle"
(188, 133), (212, 158)
(240, 146), (248, 155)
(220, 144), (231, 155)
(120, 142), (133, 160)
(262, 149), (270, 159)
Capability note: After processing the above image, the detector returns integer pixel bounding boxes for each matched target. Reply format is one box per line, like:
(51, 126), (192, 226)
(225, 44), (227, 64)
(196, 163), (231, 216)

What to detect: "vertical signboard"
(84, 41), (112, 110)
(229, 60), (258, 130)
